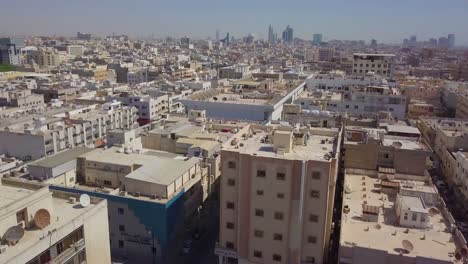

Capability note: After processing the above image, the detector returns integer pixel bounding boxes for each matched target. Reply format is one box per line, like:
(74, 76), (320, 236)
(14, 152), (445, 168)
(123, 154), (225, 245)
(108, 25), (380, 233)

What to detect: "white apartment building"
(108, 94), (169, 124)
(0, 102), (138, 160)
(352, 53), (395, 78)
(0, 178), (111, 264)
(217, 124), (341, 264)
(218, 64), (256, 79)
(305, 71), (385, 91)
(67, 45), (85, 57)
(27, 48), (61, 67)
(295, 87), (407, 119)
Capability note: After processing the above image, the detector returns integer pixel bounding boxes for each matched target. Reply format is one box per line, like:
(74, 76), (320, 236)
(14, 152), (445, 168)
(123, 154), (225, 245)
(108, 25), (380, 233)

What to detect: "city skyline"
(1, 0), (467, 45)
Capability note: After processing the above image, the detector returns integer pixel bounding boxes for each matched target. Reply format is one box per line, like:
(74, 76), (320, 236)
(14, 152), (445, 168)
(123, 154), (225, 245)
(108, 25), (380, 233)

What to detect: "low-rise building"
(344, 126), (429, 177)
(0, 178), (111, 264)
(338, 173), (465, 264)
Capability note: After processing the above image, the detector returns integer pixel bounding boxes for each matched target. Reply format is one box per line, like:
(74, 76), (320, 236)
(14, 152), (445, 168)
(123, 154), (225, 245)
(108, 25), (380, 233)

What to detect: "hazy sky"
(1, 0), (467, 44)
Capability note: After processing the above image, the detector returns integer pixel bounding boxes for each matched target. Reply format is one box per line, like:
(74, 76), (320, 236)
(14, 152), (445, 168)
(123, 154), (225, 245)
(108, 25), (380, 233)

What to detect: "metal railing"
(51, 239), (85, 264)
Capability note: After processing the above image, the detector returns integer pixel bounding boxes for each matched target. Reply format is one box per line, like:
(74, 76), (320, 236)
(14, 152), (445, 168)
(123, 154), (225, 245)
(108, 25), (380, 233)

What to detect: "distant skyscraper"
(216, 29), (220, 41)
(313, 33), (323, 45)
(438, 37), (449, 48)
(448, 34), (455, 48)
(180, 36), (190, 45)
(77, 32), (91, 40)
(370, 39), (378, 47)
(282, 25), (294, 43)
(409, 35), (417, 47)
(268, 25), (275, 43)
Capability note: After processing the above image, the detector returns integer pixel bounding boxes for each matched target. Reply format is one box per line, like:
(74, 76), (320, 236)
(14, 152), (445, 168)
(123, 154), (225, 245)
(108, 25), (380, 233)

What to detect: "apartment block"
(108, 93), (169, 125)
(217, 124), (341, 264)
(344, 125), (429, 177)
(27, 48), (61, 67)
(0, 178), (111, 264)
(47, 146), (211, 263)
(0, 102), (138, 160)
(352, 53), (395, 78)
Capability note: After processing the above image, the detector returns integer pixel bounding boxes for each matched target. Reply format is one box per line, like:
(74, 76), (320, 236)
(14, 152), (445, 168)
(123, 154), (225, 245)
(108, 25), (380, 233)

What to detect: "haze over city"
(1, 1), (468, 264)
(1, 0), (468, 44)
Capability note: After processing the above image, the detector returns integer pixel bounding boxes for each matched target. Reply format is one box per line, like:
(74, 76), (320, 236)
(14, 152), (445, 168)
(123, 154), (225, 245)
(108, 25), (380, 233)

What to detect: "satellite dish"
(4, 226), (25, 245)
(34, 209), (51, 229)
(79, 194), (91, 208)
(402, 240), (414, 252)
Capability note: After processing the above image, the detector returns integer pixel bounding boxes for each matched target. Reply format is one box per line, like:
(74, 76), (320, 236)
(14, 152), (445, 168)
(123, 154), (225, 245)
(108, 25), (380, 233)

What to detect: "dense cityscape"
(1, 4), (468, 264)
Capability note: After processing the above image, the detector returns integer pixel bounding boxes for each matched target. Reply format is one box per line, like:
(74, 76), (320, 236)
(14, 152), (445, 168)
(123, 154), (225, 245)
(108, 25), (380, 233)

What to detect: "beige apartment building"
(27, 48), (61, 67)
(0, 178), (111, 264)
(217, 124), (341, 264)
(352, 53), (395, 78)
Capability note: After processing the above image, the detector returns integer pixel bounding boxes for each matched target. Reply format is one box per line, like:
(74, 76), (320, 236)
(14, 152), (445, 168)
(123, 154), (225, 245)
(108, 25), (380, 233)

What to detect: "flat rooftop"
(0, 183), (35, 208)
(0, 181), (101, 264)
(340, 174), (458, 262)
(223, 127), (338, 161)
(83, 147), (201, 186)
(29, 147), (94, 168)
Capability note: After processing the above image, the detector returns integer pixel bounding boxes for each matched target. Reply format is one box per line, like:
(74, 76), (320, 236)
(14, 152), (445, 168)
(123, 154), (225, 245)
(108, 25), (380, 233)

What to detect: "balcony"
(51, 239), (85, 264)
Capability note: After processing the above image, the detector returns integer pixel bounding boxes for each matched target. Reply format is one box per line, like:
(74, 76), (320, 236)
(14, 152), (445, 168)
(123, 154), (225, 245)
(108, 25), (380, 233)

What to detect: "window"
(118, 208), (124, 215)
(273, 254), (282, 262)
(354, 105), (359, 109)
(276, 172), (286, 181)
(311, 171), (321, 180)
(254, 230), (264, 238)
(273, 233), (283, 241)
(308, 236), (317, 243)
(16, 209), (26, 224)
(226, 202), (235, 209)
(309, 214), (319, 222)
(257, 189), (264, 196)
(119, 225), (125, 232)
(226, 242), (234, 249)
(228, 161), (236, 169)
(226, 222), (235, 229)
(277, 193), (285, 199)
(104, 180), (112, 186)
(118, 240), (124, 248)
(227, 178), (235, 186)
(384, 153), (389, 159)
(254, 250), (262, 258)
(274, 212), (284, 220)
(411, 213), (417, 221)
(310, 190), (320, 198)
(420, 214), (426, 222)
(257, 170), (266, 178)
(255, 209), (264, 217)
